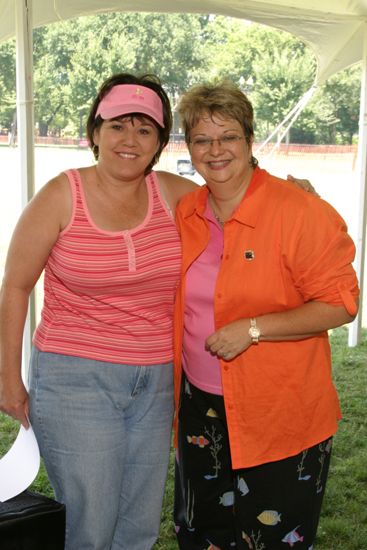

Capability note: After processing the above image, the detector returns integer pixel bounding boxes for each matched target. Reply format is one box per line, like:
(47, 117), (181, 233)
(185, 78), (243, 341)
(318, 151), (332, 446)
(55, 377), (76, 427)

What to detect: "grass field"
(1, 327), (366, 549)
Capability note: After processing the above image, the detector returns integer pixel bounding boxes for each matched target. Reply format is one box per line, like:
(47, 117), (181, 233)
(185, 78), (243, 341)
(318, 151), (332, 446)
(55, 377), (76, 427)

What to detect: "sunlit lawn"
(1, 326), (366, 549)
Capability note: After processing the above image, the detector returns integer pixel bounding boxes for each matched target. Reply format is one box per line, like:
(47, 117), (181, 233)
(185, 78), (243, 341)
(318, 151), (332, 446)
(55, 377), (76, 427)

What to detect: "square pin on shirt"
(244, 250), (255, 261)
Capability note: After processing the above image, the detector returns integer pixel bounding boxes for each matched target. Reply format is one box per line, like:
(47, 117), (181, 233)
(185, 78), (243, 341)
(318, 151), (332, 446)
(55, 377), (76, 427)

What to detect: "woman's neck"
(208, 166), (254, 223)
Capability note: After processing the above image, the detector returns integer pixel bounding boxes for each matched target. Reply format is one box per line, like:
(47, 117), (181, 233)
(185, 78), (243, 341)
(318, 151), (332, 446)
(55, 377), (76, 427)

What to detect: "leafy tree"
(66, 15), (138, 136)
(203, 17), (263, 84)
(291, 64), (361, 144)
(244, 26), (316, 141)
(33, 21), (80, 136)
(193, 20), (317, 142)
(124, 13), (208, 94)
(0, 13), (360, 145)
(63, 13), (209, 135)
(319, 65), (361, 144)
(0, 39), (16, 131)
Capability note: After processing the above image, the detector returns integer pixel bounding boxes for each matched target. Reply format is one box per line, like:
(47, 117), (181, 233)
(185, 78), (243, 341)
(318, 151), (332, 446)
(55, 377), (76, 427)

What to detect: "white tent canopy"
(1, 1), (366, 84)
(0, 0), (366, 356)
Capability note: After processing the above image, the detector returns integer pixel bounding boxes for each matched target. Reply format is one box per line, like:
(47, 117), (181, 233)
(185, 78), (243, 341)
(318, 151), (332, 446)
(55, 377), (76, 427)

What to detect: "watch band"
(249, 317), (260, 344)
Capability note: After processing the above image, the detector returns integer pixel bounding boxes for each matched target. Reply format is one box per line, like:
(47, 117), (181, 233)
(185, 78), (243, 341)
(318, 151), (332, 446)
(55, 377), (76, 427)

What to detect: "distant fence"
(0, 135), (89, 147)
(0, 134), (358, 153)
(254, 143), (357, 155)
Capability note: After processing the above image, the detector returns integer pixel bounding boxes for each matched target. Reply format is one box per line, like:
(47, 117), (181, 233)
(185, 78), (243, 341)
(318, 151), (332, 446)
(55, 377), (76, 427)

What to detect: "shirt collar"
(183, 166), (267, 229)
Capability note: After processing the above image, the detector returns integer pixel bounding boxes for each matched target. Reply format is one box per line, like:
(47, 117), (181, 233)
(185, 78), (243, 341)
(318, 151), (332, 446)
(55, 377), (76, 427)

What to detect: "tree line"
(0, 13), (361, 145)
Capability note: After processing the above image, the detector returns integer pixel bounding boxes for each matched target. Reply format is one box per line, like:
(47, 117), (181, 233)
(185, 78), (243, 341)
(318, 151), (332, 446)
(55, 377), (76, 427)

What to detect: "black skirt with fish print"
(174, 375), (332, 550)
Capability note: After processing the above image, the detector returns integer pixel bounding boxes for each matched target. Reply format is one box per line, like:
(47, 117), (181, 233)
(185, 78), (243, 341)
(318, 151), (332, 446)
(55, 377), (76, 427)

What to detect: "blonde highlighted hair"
(177, 79), (258, 167)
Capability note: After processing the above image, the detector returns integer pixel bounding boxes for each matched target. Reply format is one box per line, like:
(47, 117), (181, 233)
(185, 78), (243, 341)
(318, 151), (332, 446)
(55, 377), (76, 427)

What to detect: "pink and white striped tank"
(33, 169), (181, 365)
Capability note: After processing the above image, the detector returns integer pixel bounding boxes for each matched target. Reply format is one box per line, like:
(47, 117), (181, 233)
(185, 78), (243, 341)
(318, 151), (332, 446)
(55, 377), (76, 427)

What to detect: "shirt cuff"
(337, 282), (359, 316)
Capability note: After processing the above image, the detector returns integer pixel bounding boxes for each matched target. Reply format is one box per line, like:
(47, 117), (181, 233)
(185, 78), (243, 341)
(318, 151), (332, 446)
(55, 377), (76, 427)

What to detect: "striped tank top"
(33, 168), (181, 365)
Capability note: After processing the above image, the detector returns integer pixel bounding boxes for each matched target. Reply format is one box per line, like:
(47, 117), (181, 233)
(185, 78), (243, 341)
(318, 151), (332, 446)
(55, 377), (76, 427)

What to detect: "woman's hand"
(205, 319), (252, 361)
(205, 300), (358, 364)
(287, 174), (320, 197)
(0, 376), (30, 428)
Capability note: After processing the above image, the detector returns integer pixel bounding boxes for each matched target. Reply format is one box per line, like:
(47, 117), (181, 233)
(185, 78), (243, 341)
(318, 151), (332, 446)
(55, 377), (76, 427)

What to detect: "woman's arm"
(0, 175), (71, 426)
(205, 300), (358, 361)
(156, 171), (198, 213)
(159, 172), (318, 211)
(158, 171), (316, 215)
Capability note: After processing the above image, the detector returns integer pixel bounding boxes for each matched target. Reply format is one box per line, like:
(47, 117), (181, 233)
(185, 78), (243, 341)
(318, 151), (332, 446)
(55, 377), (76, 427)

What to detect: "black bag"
(0, 490), (65, 550)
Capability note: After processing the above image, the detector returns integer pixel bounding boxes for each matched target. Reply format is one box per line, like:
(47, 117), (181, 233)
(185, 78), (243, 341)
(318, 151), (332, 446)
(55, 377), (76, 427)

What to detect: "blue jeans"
(28, 347), (174, 550)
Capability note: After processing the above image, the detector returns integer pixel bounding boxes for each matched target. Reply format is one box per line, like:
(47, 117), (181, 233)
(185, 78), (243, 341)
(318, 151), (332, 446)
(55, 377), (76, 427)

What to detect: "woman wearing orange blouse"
(173, 80), (359, 549)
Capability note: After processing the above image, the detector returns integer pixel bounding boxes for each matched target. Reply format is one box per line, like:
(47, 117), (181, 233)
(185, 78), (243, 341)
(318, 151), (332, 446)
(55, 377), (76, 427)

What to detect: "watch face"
(249, 326), (260, 343)
(249, 327), (260, 338)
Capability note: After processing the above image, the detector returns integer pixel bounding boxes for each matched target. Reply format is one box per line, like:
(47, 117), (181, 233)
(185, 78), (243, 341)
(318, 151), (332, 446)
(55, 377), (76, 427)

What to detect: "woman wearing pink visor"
(0, 73), (196, 549)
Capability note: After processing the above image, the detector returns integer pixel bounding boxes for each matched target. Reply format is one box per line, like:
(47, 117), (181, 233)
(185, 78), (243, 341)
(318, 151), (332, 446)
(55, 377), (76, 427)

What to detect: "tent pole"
(15, 0), (36, 373)
(348, 22), (367, 346)
(254, 85), (316, 155)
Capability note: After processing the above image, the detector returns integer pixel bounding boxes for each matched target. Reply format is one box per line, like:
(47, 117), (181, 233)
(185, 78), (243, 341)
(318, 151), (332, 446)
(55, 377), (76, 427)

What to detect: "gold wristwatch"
(248, 318), (260, 344)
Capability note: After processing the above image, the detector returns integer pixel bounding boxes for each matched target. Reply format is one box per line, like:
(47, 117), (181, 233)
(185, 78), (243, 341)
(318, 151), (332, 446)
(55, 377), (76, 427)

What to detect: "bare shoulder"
(3, 172), (75, 288)
(157, 170), (198, 195)
(32, 171), (69, 201)
(24, 171), (72, 231)
(156, 170), (198, 211)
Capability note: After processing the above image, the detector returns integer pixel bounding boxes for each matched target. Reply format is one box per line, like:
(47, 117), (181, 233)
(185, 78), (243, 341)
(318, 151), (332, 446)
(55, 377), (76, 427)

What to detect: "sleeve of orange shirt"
(286, 196), (359, 316)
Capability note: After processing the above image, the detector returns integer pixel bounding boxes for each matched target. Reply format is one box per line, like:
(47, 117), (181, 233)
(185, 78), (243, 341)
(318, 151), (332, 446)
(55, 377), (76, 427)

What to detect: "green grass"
(315, 327), (367, 550)
(1, 326), (366, 549)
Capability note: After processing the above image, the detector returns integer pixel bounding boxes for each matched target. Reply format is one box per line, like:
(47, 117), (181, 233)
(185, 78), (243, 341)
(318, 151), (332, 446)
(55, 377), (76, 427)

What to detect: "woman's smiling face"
(188, 113), (253, 189)
(93, 115), (160, 179)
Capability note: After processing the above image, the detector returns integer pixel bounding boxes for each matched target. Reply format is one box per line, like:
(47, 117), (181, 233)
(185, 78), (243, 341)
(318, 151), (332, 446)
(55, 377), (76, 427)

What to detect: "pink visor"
(95, 84), (164, 127)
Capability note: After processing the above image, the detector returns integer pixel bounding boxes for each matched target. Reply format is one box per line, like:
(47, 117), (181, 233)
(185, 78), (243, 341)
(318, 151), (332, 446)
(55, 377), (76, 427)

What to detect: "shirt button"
(223, 365), (229, 371)
(217, 293), (222, 298)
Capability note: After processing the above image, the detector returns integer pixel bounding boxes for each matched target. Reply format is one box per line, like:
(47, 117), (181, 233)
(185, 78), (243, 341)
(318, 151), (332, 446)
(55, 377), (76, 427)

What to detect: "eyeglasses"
(190, 135), (244, 151)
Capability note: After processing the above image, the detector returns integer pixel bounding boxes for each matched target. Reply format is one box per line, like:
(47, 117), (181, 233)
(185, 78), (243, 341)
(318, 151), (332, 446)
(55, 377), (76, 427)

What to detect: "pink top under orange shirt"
(33, 169), (181, 365)
(182, 204), (223, 394)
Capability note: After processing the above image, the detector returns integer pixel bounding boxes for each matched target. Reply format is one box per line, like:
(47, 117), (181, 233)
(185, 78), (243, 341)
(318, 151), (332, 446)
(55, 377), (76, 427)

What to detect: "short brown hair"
(86, 73), (172, 174)
(177, 80), (257, 166)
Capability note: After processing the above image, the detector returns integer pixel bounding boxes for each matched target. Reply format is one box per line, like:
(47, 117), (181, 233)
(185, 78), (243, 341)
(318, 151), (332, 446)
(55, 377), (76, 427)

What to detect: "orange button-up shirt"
(173, 167), (359, 469)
